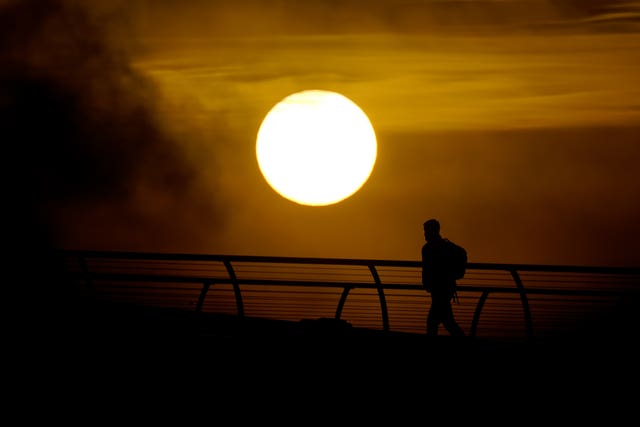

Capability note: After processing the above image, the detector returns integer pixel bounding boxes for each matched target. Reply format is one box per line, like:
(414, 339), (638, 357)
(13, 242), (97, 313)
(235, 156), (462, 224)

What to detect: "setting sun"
(256, 90), (377, 206)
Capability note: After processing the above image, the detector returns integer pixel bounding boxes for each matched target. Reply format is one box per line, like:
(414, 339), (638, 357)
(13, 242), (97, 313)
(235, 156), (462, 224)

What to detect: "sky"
(2, 0), (640, 267)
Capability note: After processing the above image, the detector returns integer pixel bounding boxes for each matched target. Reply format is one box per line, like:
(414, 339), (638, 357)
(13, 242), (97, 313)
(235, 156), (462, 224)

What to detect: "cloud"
(126, 0), (640, 38)
(0, 0), (226, 253)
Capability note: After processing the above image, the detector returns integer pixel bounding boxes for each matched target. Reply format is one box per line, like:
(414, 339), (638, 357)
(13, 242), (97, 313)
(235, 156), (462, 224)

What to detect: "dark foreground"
(19, 300), (639, 367)
(10, 298), (639, 415)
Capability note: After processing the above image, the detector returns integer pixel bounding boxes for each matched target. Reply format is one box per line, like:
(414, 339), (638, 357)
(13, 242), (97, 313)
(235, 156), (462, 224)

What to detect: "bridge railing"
(59, 250), (640, 343)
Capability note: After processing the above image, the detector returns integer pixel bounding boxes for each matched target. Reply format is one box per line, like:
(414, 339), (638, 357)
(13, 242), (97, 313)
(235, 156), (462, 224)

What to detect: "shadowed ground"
(23, 299), (638, 363)
(12, 294), (639, 407)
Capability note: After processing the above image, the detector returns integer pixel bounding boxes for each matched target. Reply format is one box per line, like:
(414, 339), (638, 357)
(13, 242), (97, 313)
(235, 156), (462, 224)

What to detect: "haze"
(3, 0), (639, 267)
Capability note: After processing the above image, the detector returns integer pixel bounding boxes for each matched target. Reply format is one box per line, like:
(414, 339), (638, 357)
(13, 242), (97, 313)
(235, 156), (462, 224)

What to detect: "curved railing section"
(58, 250), (640, 343)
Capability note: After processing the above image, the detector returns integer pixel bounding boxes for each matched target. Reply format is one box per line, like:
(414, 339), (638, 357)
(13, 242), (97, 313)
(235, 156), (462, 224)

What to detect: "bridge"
(58, 250), (640, 346)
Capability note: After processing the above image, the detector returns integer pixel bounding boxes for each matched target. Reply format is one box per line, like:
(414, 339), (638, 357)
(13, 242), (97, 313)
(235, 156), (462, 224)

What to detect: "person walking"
(421, 218), (465, 337)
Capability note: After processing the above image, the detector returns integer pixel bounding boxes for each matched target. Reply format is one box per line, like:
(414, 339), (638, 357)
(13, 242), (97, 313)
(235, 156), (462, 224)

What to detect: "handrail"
(59, 250), (640, 343)
(59, 249), (640, 273)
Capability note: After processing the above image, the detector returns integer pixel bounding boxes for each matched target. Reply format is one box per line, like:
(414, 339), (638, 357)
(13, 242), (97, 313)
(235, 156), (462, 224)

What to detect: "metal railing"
(59, 250), (640, 343)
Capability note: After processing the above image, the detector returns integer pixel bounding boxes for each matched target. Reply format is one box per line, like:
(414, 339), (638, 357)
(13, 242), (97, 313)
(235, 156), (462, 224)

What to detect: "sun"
(256, 90), (377, 206)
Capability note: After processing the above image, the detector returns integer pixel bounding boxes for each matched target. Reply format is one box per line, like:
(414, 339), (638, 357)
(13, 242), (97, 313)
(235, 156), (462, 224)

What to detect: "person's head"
(423, 219), (441, 242)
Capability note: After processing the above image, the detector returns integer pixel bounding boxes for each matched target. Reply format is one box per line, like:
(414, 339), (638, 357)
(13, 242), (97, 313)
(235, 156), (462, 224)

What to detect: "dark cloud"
(0, 0), (224, 255)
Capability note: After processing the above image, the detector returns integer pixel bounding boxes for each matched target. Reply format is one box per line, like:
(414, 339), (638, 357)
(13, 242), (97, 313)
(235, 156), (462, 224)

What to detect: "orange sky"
(3, 0), (640, 267)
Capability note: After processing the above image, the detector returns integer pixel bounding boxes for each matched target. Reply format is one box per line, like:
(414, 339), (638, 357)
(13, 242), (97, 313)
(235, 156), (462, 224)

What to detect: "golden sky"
(3, 0), (640, 266)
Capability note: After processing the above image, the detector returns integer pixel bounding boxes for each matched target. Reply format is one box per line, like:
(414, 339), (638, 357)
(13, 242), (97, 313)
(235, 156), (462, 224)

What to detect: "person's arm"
(421, 245), (432, 291)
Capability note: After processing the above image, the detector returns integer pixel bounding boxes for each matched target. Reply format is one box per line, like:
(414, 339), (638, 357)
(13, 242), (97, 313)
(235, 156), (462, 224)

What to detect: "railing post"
(368, 264), (390, 332)
(224, 260), (245, 318)
(509, 268), (535, 343)
(470, 291), (489, 339)
(195, 280), (212, 313)
(335, 286), (352, 321)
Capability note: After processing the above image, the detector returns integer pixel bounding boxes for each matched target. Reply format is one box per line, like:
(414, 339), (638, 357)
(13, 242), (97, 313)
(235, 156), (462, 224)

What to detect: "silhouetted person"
(421, 219), (465, 337)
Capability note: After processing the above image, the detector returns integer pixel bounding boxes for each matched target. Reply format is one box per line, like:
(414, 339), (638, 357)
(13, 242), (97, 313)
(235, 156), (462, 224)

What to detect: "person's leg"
(427, 294), (447, 335)
(426, 305), (439, 336)
(442, 301), (465, 337)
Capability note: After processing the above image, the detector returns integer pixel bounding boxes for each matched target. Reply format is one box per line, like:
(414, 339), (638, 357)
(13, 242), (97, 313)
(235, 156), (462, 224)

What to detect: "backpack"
(444, 239), (467, 280)
(444, 239), (467, 303)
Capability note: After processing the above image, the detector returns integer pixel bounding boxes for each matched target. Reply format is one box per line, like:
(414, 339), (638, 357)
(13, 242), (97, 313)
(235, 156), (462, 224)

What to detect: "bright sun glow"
(256, 90), (377, 206)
